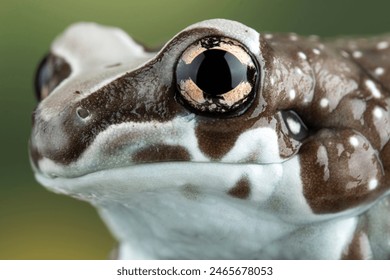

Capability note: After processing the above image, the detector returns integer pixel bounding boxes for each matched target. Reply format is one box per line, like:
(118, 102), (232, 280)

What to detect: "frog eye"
(34, 53), (71, 102)
(175, 37), (258, 115)
(281, 110), (309, 141)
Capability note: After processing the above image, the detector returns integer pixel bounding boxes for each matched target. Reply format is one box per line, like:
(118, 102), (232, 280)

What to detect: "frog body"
(30, 19), (390, 259)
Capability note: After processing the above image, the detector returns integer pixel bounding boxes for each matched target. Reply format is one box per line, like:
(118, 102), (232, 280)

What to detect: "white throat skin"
(36, 158), (360, 259)
(99, 189), (357, 260)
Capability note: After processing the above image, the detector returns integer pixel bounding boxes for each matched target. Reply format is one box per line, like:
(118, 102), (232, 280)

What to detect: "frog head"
(30, 19), (390, 259)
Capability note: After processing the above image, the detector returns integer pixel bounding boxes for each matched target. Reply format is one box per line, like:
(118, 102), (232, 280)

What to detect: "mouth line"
(34, 160), (285, 196)
(36, 159), (286, 179)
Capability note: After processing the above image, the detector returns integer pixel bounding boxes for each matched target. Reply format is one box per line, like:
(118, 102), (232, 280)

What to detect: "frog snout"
(29, 104), (87, 170)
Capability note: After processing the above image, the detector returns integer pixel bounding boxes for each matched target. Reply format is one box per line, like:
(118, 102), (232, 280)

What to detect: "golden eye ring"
(175, 37), (259, 116)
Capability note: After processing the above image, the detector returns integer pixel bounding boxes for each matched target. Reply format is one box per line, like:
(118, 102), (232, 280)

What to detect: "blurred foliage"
(1, 0), (390, 259)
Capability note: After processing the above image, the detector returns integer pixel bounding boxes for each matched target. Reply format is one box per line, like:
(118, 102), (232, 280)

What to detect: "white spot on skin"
(289, 89), (296, 100)
(264, 33), (273, 39)
(286, 117), (301, 135)
(349, 136), (359, 147)
(375, 67), (385, 76)
(353, 51), (362, 58)
(336, 144), (344, 157)
(377, 41), (389, 50)
(289, 33), (298, 41)
(365, 79), (381, 98)
(312, 48), (320, 55)
(320, 98), (329, 108)
(298, 52), (307, 60)
(295, 68), (303, 75)
(368, 179), (378, 190)
(350, 99), (366, 125)
(317, 145), (329, 181)
(340, 50), (349, 58)
(270, 77), (275, 86)
(373, 106), (383, 119)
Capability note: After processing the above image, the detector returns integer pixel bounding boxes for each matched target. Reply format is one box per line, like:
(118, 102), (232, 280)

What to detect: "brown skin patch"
(195, 123), (243, 160)
(342, 216), (371, 259)
(132, 144), (191, 163)
(193, 100), (266, 160)
(342, 232), (371, 259)
(228, 177), (250, 199)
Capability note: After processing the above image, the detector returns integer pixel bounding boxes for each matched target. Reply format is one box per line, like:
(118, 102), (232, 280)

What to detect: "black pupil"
(188, 49), (246, 96)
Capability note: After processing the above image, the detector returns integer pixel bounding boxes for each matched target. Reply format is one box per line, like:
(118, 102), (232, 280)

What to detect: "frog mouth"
(33, 160), (284, 201)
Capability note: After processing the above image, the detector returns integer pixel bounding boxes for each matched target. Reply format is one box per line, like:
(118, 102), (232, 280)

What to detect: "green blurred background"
(1, 0), (390, 259)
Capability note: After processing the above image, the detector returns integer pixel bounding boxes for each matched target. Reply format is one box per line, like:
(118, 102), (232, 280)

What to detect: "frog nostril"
(76, 107), (90, 119)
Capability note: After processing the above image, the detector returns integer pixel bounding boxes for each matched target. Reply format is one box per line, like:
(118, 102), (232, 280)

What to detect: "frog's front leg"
(298, 128), (388, 259)
(300, 128), (385, 214)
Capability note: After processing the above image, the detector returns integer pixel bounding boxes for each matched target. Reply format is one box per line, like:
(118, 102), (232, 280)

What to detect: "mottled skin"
(261, 33), (390, 212)
(30, 19), (389, 259)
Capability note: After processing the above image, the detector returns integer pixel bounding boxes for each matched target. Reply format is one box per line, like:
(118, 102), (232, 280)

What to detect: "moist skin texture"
(30, 19), (389, 259)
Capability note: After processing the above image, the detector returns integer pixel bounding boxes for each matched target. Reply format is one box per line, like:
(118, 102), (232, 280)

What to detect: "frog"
(30, 19), (390, 259)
